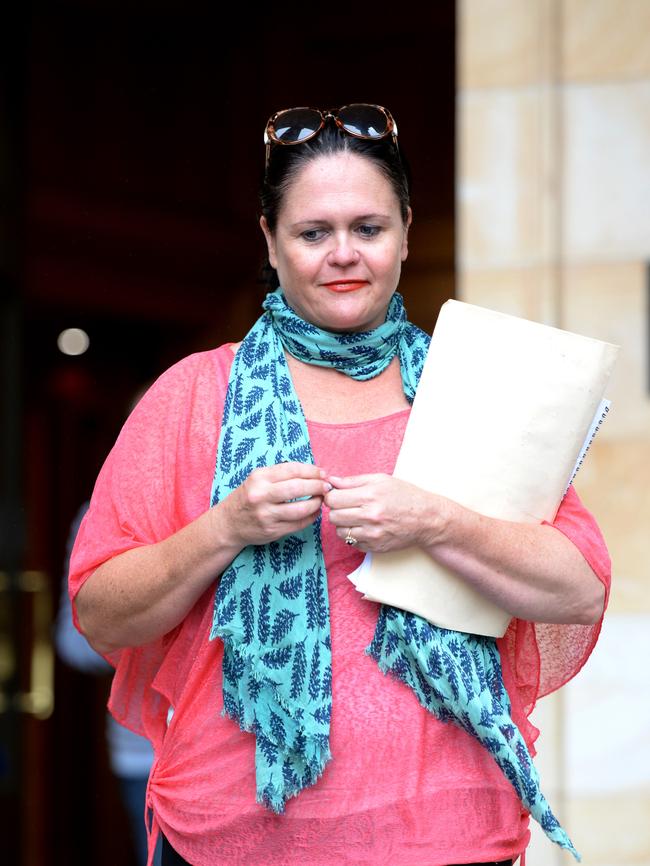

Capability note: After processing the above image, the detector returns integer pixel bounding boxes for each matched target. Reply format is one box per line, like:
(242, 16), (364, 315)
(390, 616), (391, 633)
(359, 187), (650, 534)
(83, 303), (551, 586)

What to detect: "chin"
(319, 300), (388, 334)
(319, 314), (377, 334)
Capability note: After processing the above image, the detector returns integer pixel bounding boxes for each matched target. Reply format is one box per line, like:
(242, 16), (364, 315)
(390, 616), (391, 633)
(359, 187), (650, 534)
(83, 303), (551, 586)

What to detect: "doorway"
(1, 5), (456, 863)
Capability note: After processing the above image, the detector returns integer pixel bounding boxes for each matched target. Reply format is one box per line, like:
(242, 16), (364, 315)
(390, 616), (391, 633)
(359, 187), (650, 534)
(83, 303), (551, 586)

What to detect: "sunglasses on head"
(263, 103), (399, 168)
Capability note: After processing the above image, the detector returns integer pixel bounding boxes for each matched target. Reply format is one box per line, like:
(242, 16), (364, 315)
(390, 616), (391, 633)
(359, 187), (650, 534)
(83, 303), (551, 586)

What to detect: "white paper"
(566, 398), (611, 492)
(348, 300), (619, 637)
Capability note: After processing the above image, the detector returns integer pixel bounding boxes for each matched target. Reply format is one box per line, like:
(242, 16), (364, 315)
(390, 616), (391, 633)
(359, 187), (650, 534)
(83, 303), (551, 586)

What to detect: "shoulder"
(125, 345), (236, 431)
(142, 345), (236, 403)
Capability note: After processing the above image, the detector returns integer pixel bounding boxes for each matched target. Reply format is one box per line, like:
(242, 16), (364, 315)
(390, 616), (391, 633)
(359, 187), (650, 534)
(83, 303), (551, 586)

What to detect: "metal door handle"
(0, 570), (54, 719)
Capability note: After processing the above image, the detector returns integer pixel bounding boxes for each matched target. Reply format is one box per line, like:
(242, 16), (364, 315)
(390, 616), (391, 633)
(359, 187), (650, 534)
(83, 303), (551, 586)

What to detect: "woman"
(70, 104), (610, 866)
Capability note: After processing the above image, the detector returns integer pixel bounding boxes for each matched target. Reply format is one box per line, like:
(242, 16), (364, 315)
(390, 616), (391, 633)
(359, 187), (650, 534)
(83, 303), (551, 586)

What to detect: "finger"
(327, 506), (365, 527)
(327, 473), (386, 489)
(325, 487), (367, 510)
(272, 495), (324, 523)
(270, 477), (332, 504)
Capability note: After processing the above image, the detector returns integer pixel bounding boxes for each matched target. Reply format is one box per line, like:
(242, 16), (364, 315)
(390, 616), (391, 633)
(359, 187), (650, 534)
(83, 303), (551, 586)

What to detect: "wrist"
(207, 497), (245, 563)
(419, 492), (461, 550)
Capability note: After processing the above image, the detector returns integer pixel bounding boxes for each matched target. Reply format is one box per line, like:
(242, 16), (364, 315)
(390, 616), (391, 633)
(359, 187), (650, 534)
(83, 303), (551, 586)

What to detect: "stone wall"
(457, 2), (650, 864)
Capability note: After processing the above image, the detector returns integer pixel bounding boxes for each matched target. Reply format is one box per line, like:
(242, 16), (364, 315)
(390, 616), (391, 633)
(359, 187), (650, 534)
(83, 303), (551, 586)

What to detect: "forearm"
(327, 474), (605, 626)
(425, 497), (606, 625)
(76, 502), (241, 654)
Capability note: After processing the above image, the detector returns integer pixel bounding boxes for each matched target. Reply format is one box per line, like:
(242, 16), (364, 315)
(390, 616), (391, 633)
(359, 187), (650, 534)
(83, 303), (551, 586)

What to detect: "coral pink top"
(69, 346), (611, 866)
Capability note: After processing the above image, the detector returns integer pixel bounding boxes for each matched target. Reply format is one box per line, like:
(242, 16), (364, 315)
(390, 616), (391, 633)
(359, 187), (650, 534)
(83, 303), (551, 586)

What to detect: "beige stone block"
(565, 616), (650, 797)
(563, 262), (650, 439)
(565, 789), (650, 864)
(459, 0), (554, 89)
(459, 88), (558, 268)
(564, 82), (650, 261)
(563, 0), (650, 82)
(525, 693), (569, 866)
(574, 438), (650, 614)
(458, 265), (561, 324)
(529, 691), (565, 796)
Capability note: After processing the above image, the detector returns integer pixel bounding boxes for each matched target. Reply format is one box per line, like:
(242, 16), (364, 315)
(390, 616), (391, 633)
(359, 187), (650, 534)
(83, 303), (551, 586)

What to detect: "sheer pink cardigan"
(69, 346), (611, 866)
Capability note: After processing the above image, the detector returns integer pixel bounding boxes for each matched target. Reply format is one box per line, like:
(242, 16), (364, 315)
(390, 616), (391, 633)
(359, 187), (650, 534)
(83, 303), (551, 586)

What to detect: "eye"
(356, 224), (381, 238)
(300, 228), (327, 242)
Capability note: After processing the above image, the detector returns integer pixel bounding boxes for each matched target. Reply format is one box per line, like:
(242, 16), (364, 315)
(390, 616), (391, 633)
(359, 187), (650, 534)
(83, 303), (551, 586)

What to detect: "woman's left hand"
(325, 473), (448, 553)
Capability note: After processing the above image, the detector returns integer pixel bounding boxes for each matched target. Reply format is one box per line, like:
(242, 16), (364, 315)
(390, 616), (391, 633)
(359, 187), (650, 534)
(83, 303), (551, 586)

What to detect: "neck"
(285, 353), (410, 424)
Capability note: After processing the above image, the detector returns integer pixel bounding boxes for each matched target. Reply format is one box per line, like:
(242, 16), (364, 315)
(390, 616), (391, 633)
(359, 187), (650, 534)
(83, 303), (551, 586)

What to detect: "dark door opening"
(1, 5), (456, 864)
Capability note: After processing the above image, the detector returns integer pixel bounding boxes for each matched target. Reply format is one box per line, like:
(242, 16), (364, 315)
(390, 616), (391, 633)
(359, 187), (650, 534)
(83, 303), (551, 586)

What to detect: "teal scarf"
(210, 288), (579, 860)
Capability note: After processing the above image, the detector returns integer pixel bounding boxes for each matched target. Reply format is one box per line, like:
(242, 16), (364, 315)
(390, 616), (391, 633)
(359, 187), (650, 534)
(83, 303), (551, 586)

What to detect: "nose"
(327, 233), (360, 267)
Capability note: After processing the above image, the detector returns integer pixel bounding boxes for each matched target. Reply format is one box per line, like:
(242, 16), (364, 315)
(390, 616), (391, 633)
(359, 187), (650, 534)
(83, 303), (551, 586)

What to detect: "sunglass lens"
(272, 108), (322, 143)
(338, 104), (389, 138)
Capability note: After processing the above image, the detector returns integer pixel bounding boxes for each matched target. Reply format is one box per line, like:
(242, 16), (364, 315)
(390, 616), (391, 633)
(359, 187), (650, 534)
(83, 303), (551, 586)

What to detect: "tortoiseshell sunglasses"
(263, 103), (399, 168)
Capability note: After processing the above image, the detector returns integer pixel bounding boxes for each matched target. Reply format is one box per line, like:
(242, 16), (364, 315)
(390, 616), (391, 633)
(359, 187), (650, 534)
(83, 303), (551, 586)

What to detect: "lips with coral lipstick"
(321, 280), (369, 293)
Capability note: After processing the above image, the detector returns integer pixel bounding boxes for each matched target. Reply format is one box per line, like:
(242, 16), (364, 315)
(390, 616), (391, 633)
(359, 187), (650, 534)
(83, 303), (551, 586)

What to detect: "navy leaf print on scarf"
(270, 710), (286, 745)
(320, 662), (332, 699)
(233, 437), (257, 467)
(264, 405), (277, 447)
(250, 363), (270, 381)
(282, 537), (306, 573)
(269, 542), (282, 575)
(290, 640), (307, 700)
(271, 609), (298, 645)
(239, 409), (264, 431)
(240, 586), (255, 645)
(217, 596), (237, 626)
(248, 672), (262, 703)
(288, 444), (311, 463)
(253, 546), (266, 577)
(258, 734), (279, 767)
(282, 758), (300, 790)
(232, 375), (244, 416)
(308, 641), (321, 701)
(244, 385), (265, 413)
(228, 461), (254, 490)
(261, 646), (293, 670)
(257, 584), (271, 643)
(305, 567), (328, 631)
(312, 702), (331, 725)
(219, 427), (234, 477)
(278, 574), (303, 600)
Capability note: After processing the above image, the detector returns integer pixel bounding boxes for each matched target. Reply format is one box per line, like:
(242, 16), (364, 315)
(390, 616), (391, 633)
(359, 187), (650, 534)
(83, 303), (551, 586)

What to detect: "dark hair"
(259, 123), (411, 289)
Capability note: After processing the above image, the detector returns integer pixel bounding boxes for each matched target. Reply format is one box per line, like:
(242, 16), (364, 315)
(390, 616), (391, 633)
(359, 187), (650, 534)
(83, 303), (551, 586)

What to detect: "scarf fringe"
(218, 636), (332, 813)
(254, 745), (332, 814)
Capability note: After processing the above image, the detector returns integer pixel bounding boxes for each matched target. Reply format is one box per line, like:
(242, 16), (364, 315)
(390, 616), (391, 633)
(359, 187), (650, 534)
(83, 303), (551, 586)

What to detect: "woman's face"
(260, 152), (411, 333)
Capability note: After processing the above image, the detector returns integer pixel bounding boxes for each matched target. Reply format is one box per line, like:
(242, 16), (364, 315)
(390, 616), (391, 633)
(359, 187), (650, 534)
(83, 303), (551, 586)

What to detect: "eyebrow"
(288, 213), (394, 229)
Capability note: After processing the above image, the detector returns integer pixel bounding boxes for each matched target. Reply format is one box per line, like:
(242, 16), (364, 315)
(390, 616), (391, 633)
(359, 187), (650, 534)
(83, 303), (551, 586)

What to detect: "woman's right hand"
(219, 462), (330, 549)
(76, 462), (329, 654)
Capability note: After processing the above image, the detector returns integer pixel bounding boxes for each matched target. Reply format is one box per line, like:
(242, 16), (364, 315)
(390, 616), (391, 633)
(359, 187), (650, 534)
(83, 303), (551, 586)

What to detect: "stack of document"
(348, 300), (619, 637)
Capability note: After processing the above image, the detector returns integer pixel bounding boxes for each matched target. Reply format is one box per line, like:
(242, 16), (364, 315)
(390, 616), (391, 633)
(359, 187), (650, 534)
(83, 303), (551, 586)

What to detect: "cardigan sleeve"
(498, 484), (611, 745)
(67, 346), (234, 740)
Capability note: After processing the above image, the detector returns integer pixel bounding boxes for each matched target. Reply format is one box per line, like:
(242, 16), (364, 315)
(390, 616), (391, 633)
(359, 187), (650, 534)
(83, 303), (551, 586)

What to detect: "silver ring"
(345, 528), (358, 546)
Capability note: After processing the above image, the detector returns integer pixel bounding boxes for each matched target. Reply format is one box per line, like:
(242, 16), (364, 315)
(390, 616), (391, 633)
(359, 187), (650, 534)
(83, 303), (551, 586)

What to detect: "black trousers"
(161, 836), (511, 866)
(161, 835), (190, 865)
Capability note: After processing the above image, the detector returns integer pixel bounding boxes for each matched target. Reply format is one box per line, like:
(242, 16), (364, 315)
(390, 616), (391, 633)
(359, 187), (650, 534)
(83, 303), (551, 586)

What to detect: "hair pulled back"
(259, 123), (411, 289)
